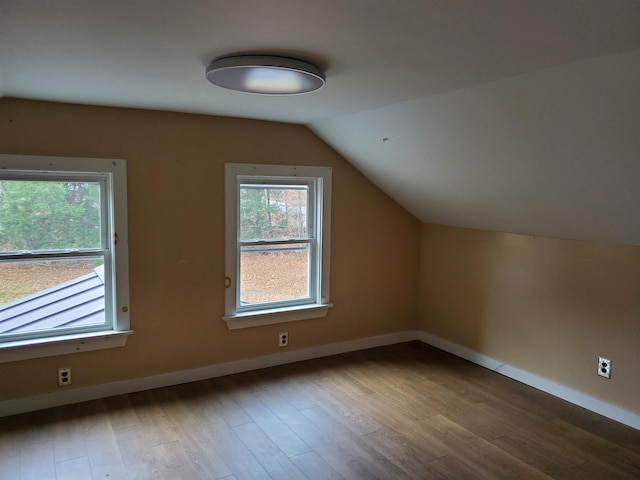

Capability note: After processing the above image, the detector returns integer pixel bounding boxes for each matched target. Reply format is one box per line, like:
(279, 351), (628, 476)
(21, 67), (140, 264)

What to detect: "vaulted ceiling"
(2, 1), (639, 244)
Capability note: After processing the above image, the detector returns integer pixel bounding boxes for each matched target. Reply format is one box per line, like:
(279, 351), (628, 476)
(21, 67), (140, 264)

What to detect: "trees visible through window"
(224, 164), (332, 329)
(0, 180), (103, 306)
(0, 155), (130, 351)
(0, 180), (102, 252)
(240, 184), (310, 304)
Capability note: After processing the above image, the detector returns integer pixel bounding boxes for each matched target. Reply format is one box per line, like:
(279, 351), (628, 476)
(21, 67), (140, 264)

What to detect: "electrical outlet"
(597, 357), (611, 379)
(279, 332), (289, 347)
(58, 367), (72, 386)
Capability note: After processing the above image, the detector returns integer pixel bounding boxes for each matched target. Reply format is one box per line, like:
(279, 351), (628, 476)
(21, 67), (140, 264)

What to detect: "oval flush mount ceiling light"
(206, 55), (325, 95)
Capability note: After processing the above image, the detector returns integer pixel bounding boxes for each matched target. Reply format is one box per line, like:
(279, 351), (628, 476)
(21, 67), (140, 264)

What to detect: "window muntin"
(0, 156), (129, 348)
(225, 164), (331, 325)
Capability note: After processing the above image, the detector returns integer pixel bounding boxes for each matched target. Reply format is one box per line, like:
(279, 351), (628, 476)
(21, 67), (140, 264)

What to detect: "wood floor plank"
(2, 342), (639, 479)
(256, 365), (323, 412)
(220, 384), (312, 458)
(126, 389), (165, 422)
(256, 388), (386, 479)
(149, 439), (204, 480)
(153, 384), (234, 479)
(55, 455), (93, 480)
(208, 377), (254, 428)
(545, 418), (640, 477)
(51, 408), (88, 463)
(103, 393), (142, 430)
(0, 453), (19, 480)
(293, 379), (380, 437)
(359, 429), (446, 479)
(11, 408), (56, 447)
(337, 390), (449, 462)
(78, 400), (129, 480)
(417, 414), (554, 479)
(491, 433), (582, 478)
(114, 414), (182, 479)
(289, 402), (413, 478)
(289, 450), (344, 479)
(19, 440), (56, 480)
(554, 459), (639, 480)
(233, 421), (308, 479)
(628, 439), (640, 454)
(423, 453), (495, 480)
(0, 416), (21, 480)
(205, 422), (272, 480)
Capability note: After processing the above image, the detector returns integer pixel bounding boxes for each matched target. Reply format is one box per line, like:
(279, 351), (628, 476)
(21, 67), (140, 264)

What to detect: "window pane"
(240, 243), (309, 304)
(0, 258), (106, 335)
(239, 185), (308, 241)
(0, 180), (102, 252)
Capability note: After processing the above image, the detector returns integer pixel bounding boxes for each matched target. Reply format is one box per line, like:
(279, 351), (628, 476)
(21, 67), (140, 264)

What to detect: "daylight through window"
(224, 164), (331, 329)
(0, 155), (130, 355)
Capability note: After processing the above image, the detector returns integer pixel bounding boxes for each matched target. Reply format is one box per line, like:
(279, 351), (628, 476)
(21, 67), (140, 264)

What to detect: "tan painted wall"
(4, 97), (637, 417)
(419, 223), (640, 413)
(0, 98), (421, 401)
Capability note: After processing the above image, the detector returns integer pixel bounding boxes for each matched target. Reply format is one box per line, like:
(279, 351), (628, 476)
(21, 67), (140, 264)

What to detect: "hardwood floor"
(1, 341), (639, 479)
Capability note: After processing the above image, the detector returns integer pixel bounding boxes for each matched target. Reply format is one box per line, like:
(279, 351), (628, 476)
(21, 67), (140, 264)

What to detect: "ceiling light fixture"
(206, 55), (325, 95)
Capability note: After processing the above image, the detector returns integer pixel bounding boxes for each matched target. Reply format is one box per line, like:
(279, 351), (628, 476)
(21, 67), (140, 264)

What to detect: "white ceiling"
(2, 1), (640, 244)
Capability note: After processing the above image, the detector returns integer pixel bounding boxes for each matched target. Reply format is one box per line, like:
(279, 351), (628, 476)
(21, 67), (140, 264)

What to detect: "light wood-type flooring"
(1, 341), (639, 479)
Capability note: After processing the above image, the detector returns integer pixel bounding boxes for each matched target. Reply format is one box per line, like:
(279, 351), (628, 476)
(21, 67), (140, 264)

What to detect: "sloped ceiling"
(1, 1), (639, 244)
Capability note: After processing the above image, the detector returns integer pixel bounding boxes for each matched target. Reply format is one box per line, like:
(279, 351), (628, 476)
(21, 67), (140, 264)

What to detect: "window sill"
(223, 303), (332, 330)
(0, 330), (134, 363)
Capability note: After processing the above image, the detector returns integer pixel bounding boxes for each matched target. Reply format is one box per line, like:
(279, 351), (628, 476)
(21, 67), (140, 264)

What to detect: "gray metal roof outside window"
(0, 266), (105, 334)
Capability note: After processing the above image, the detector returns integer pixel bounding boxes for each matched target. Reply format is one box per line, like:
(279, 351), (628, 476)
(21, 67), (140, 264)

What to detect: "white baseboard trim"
(0, 330), (418, 417)
(2, 329), (639, 431)
(418, 331), (640, 431)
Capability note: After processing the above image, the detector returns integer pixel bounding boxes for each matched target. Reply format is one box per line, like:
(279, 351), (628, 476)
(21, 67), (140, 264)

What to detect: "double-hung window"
(0, 155), (131, 362)
(224, 164), (331, 329)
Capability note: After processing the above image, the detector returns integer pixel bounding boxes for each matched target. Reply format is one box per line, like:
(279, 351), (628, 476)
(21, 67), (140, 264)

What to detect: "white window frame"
(0, 154), (132, 363)
(223, 163), (332, 329)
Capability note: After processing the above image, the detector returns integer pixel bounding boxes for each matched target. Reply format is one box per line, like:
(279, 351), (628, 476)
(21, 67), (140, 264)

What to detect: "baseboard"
(0, 330), (418, 417)
(418, 331), (640, 431)
(2, 329), (639, 431)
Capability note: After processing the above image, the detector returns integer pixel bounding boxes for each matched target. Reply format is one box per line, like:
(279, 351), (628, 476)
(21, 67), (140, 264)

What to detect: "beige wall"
(419, 223), (640, 413)
(3, 97), (638, 418)
(0, 98), (421, 401)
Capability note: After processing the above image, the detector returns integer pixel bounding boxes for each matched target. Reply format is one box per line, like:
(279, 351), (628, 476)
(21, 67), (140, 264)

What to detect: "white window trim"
(224, 163), (332, 329)
(0, 154), (132, 363)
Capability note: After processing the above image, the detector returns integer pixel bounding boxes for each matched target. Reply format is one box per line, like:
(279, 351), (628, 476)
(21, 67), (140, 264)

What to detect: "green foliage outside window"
(239, 186), (308, 242)
(0, 180), (102, 251)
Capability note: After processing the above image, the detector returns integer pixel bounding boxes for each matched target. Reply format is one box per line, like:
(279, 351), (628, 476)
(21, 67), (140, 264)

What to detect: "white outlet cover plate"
(598, 357), (611, 378)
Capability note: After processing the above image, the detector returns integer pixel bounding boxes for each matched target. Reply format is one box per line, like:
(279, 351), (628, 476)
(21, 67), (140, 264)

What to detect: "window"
(0, 154), (131, 362)
(224, 164), (331, 329)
